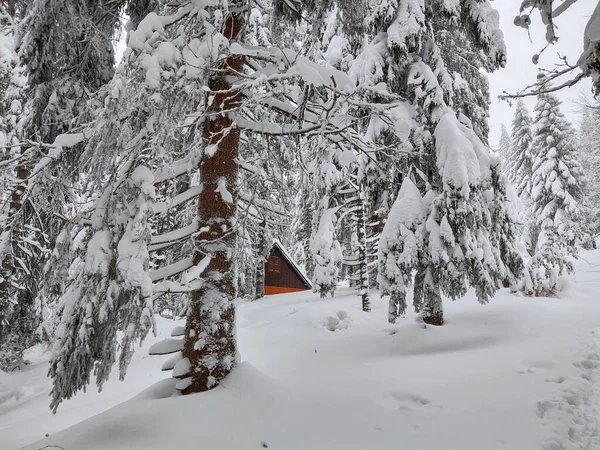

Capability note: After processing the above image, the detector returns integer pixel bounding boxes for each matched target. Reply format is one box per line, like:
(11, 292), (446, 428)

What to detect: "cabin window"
(268, 256), (281, 273)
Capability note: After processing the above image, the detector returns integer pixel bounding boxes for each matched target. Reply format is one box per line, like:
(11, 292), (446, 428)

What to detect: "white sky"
(488, 0), (596, 146)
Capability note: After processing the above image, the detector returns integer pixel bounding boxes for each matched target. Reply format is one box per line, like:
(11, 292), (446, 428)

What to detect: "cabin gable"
(264, 244), (311, 295)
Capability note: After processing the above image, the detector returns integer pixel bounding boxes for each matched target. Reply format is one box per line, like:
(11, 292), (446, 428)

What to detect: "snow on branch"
(150, 257), (195, 282)
(30, 133), (85, 178)
(153, 185), (203, 215)
(149, 221), (199, 251)
(148, 338), (184, 355)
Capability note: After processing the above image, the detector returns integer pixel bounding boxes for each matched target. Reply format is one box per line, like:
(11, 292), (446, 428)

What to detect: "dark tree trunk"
(0, 149), (30, 337)
(414, 265), (444, 326)
(356, 195), (370, 312)
(181, 5), (246, 395)
(254, 219), (267, 300)
(422, 306), (444, 326)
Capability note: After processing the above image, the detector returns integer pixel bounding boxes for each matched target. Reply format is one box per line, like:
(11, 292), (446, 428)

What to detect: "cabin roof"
(271, 239), (313, 289)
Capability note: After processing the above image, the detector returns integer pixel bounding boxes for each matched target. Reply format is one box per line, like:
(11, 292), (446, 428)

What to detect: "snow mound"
(322, 310), (350, 332)
(0, 384), (44, 407)
(23, 363), (402, 450)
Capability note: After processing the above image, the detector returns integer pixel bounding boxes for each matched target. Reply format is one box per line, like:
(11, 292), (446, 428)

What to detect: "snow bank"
(22, 363), (401, 450)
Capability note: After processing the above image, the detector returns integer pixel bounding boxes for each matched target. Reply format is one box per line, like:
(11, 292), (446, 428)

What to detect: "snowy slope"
(3, 250), (600, 449)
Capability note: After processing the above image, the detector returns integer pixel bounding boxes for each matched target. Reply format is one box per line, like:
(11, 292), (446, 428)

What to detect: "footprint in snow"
(518, 359), (556, 375)
(537, 330), (600, 450)
(387, 392), (434, 411)
(545, 376), (566, 384)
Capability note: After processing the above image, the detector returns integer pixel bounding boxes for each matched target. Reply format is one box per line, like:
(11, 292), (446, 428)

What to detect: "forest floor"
(2, 249), (600, 449)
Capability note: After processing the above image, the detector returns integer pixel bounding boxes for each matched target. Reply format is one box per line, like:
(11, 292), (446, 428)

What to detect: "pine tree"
(0, 0), (122, 371)
(363, 0), (515, 325)
(578, 103), (600, 239)
(507, 100), (534, 200)
(48, 0), (388, 408)
(181, 0), (245, 391)
(527, 93), (588, 296)
(497, 124), (511, 162)
(49, 0), (242, 407)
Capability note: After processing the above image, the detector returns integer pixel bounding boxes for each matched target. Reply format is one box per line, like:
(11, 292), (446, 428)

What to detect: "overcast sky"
(488, 0), (596, 146)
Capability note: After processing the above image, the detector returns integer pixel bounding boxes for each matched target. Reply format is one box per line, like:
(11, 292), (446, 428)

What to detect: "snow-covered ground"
(2, 250), (600, 450)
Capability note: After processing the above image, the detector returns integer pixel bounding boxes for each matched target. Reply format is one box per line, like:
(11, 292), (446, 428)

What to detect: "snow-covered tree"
(378, 178), (424, 323)
(47, 0), (393, 408)
(507, 100), (534, 200)
(424, 111), (508, 318)
(527, 93), (588, 296)
(496, 124), (511, 161)
(578, 103), (600, 238)
(49, 164), (156, 411)
(312, 207), (343, 297)
(489, 159), (525, 289)
(363, 0), (516, 325)
(0, 0), (122, 370)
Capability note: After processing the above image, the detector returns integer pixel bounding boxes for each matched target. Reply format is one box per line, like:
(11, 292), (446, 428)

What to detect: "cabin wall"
(264, 247), (310, 293)
(264, 286), (308, 295)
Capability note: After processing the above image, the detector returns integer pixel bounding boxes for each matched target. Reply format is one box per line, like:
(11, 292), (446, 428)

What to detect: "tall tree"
(527, 93), (588, 295)
(0, 0), (122, 370)
(507, 100), (534, 200)
(497, 124), (511, 162)
(360, 0), (516, 325)
(49, 0), (386, 409)
(378, 177), (424, 323)
(181, 2), (245, 393)
(578, 103), (600, 238)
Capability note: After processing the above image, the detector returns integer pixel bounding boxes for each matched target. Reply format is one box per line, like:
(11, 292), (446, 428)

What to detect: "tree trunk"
(422, 302), (444, 326)
(254, 219), (267, 300)
(0, 150), (30, 337)
(356, 195), (370, 312)
(181, 6), (246, 395)
(414, 265), (444, 326)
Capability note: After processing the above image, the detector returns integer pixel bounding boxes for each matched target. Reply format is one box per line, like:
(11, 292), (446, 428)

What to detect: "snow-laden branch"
(153, 185), (203, 214)
(149, 257), (194, 282)
(152, 150), (201, 184)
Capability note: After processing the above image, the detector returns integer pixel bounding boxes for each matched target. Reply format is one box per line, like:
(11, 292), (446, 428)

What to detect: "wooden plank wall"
(264, 247), (310, 291)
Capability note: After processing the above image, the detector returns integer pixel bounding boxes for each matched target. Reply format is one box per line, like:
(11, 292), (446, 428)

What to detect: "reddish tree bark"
(181, 5), (246, 395)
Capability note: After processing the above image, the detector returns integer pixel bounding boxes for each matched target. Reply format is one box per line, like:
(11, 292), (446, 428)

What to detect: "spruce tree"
(0, 0), (122, 371)
(507, 100), (534, 200)
(497, 124), (511, 162)
(48, 0), (389, 408)
(578, 104), (600, 238)
(527, 93), (588, 296)
(362, 0), (516, 325)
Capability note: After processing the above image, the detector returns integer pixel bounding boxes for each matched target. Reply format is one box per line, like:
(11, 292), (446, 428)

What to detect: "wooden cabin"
(264, 241), (312, 295)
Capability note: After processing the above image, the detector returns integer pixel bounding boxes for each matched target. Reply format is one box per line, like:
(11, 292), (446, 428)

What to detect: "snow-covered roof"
(271, 239), (313, 289)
